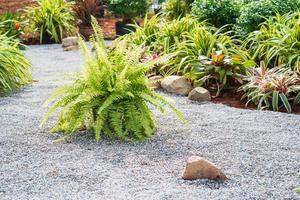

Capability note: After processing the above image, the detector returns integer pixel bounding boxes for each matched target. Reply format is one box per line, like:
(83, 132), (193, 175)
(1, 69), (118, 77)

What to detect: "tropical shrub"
(192, 0), (241, 28)
(0, 12), (23, 42)
(107, 0), (149, 22)
(234, 0), (300, 36)
(74, 0), (105, 27)
(41, 18), (185, 141)
(239, 63), (300, 113)
(245, 13), (300, 70)
(25, 0), (76, 43)
(0, 35), (31, 95)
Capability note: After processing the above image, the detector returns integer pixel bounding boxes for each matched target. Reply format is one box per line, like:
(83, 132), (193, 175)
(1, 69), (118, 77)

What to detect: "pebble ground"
(0, 44), (300, 200)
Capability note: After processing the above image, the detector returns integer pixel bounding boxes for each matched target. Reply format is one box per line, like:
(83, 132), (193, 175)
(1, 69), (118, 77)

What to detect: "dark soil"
(212, 88), (300, 115)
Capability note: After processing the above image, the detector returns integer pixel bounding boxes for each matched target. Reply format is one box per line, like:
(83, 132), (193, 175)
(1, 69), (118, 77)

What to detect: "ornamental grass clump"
(25, 0), (76, 43)
(41, 18), (185, 141)
(239, 63), (300, 113)
(245, 12), (300, 70)
(0, 35), (31, 95)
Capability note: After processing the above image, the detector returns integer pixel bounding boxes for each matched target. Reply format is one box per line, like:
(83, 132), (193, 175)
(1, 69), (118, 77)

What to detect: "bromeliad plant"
(185, 51), (255, 96)
(25, 0), (76, 43)
(41, 18), (185, 141)
(239, 63), (300, 113)
(0, 35), (31, 95)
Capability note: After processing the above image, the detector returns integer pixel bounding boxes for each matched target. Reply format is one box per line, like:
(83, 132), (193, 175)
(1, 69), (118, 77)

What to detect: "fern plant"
(41, 18), (185, 141)
(25, 0), (76, 43)
(0, 34), (31, 95)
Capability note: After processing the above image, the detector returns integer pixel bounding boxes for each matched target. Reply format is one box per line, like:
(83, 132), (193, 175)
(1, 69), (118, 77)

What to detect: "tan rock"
(182, 156), (227, 181)
(63, 45), (79, 51)
(161, 76), (193, 96)
(188, 87), (211, 101)
(62, 36), (78, 47)
(149, 75), (163, 89)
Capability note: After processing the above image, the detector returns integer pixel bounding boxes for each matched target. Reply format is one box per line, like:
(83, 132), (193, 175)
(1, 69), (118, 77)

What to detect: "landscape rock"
(188, 87), (211, 101)
(149, 75), (163, 89)
(62, 36), (78, 48)
(161, 76), (193, 96)
(182, 156), (227, 181)
(63, 45), (79, 51)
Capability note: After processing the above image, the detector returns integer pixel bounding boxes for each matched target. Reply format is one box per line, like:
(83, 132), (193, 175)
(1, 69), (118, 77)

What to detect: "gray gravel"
(0, 44), (300, 200)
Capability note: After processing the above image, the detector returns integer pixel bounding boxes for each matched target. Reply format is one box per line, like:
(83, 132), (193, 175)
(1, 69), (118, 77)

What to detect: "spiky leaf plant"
(25, 0), (76, 43)
(239, 62), (300, 113)
(0, 34), (31, 95)
(245, 12), (300, 70)
(41, 18), (185, 141)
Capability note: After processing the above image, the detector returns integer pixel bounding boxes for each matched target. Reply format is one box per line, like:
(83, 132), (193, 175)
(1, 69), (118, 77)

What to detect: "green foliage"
(234, 0), (300, 36)
(192, 0), (241, 28)
(186, 52), (255, 95)
(0, 35), (32, 95)
(116, 14), (161, 52)
(0, 12), (23, 42)
(295, 188), (300, 194)
(41, 17), (185, 141)
(245, 13), (300, 70)
(117, 14), (252, 94)
(25, 0), (76, 43)
(161, 26), (239, 75)
(118, 15), (204, 55)
(162, 0), (193, 20)
(239, 63), (300, 113)
(107, 0), (149, 21)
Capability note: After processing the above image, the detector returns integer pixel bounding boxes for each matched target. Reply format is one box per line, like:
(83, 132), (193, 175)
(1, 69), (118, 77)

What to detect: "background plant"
(234, 0), (300, 37)
(192, 0), (241, 28)
(25, 0), (76, 43)
(107, 0), (149, 22)
(161, 0), (193, 20)
(0, 35), (31, 95)
(42, 18), (185, 141)
(74, 0), (105, 27)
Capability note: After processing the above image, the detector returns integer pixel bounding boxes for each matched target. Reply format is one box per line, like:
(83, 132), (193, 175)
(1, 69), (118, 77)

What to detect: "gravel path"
(0, 44), (300, 200)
